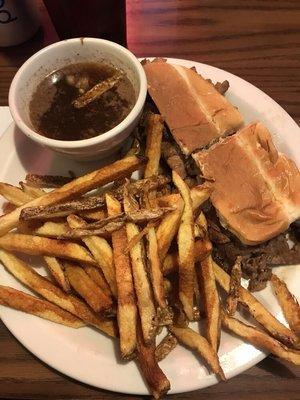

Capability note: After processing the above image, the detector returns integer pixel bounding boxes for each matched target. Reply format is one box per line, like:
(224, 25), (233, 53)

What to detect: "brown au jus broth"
(29, 62), (136, 141)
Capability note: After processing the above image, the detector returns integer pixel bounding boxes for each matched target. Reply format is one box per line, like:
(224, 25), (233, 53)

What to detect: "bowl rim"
(8, 37), (147, 149)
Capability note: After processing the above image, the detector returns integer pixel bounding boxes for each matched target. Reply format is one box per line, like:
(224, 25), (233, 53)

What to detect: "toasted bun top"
(193, 122), (300, 245)
(143, 60), (243, 154)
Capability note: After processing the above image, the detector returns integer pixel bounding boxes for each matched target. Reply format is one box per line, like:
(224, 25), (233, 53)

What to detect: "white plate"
(0, 58), (299, 395)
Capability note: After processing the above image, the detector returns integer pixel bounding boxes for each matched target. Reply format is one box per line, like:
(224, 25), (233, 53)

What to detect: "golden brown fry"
(226, 256), (242, 316)
(0, 285), (83, 328)
(125, 221), (157, 253)
(64, 263), (114, 315)
(0, 182), (32, 206)
(0, 155), (146, 236)
(271, 274), (300, 335)
(33, 221), (70, 238)
(173, 170), (195, 321)
(169, 326), (225, 380)
(106, 194), (137, 358)
(146, 227), (166, 309)
(156, 184), (212, 260)
(79, 209), (106, 221)
(201, 255), (220, 351)
(144, 114), (164, 179)
(84, 265), (112, 298)
(137, 324), (170, 399)
(44, 256), (71, 293)
(0, 233), (96, 265)
(124, 187), (156, 344)
(67, 214), (117, 297)
(194, 211), (208, 239)
(60, 220), (125, 239)
(162, 239), (212, 275)
(73, 70), (124, 108)
(155, 333), (178, 362)
(0, 249), (116, 336)
(221, 311), (300, 365)
(213, 262), (299, 348)
(19, 182), (45, 198)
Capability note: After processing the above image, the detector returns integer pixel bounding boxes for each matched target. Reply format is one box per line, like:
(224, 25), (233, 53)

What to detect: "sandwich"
(143, 59), (244, 155)
(193, 122), (300, 245)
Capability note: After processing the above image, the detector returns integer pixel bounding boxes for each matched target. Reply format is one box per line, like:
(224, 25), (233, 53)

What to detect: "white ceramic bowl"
(9, 38), (147, 160)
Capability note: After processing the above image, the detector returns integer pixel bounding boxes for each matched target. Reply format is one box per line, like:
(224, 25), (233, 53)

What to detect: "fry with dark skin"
(144, 113), (164, 179)
(155, 333), (178, 362)
(0, 285), (84, 328)
(222, 311), (300, 365)
(271, 273), (300, 335)
(226, 256), (242, 316)
(44, 256), (71, 293)
(106, 194), (137, 359)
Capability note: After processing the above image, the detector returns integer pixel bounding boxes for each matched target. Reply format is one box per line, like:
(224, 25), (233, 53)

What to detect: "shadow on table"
(257, 356), (297, 379)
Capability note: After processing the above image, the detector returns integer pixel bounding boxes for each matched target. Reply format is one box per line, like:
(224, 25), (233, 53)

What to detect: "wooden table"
(0, 1), (299, 399)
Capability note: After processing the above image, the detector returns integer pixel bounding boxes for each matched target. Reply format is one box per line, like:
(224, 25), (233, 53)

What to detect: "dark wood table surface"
(0, 1), (299, 399)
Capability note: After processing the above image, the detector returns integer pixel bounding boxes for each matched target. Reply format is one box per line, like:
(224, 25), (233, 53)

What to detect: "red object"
(43, 0), (127, 47)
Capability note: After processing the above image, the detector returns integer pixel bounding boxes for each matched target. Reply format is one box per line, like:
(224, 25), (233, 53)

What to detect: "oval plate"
(0, 58), (299, 395)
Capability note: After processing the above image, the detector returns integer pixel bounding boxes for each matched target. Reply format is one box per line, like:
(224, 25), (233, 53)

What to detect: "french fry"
(64, 263), (114, 315)
(194, 211), (208, 239)
(0, 249), (116, 336)
(106, 194), (137, 358)
(125, 221), (157, 253)
(144, 113), (164, 179)
(0, 233), (96, 266)
(156, 184), (212, 260)
(67, 214), (117, 297)
(25, 174), (74, 188)
(84, 266), (112, 298)
(0, 155), (146, 236)
(60, 220), (125, 239)
(124, 186), (156, 344)
(162, 239), (212, 275)
(0, 285), (83, 328)
(137, 324), (170, 399)
(226, 256), (242, 316)
(221, 311), (300, 365)
(0, 182), (32, 206)
(213, 262), (299, 348)
(271, 274), (300, 335)
(201, 255), (220, 351)
(44, 256), (71, 293)
(33, 221), (70, 237)
(172, 171), (195, 321)
(20, 175), (170, 221)
(169, 326), (225, 380)
(19, 182), (45, 198)
(155, 333), (178, 362)
(79, 209), (106, 221)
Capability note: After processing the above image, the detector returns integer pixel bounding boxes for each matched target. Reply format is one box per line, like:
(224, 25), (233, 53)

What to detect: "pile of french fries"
(0, 113), (299, 398)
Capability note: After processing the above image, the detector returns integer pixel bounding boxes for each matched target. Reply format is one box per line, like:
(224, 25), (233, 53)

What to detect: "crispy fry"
(0, 285), (84, 328)
(0, 249), (116, 336)
(194, 211), (208, 239)
(169, 326), (225, 380)
(64, 263), (114, 315)
(73, 70), (124, 108)
(172, 171), (195, 321)
(107, 194), (137, 358)
(20, 175), (169, 221)
(33, 221), (69, 237)
(226, 256), (242, 316)
(0, 155), (146, 236)
(79, 209), (106, 221)
(67, 214), (117, 297)
(0, 182), (32, 206)
(25, 174), (74, 188)
(19, 182), (45, 198)
(44, 256), (71, 293)
(200, 255), (220, 351)
(222, 311), (300, 365)
(155, 333), (178, 362)
(162, 239), (212, 275)
(0, 233), (96, 265)
(124, 187), (156, 344)
(271, 274), (300, 335)
(59, 221), (125, 239)
(125, 221), (157, 253)
(156, 184), (212, 260)
(144, 114), (164, 179)
(84, 266), (112, 298)
(137, 324), (170, 399)
(213, 262), (299, 348)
